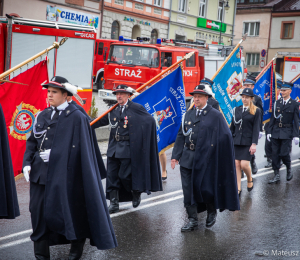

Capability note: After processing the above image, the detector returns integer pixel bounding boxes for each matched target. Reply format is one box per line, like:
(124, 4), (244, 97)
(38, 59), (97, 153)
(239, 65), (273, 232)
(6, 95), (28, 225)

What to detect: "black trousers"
(30, 182), (49, 242)
(265, 134), (272, 158)
(180, 166), (196, 207)
(271, 138), (292, 170)
(106, 155), (132, 193)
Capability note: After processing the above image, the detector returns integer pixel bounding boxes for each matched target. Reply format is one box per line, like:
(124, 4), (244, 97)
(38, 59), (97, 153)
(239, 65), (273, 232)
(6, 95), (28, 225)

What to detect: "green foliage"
(88, 96), (98, 119)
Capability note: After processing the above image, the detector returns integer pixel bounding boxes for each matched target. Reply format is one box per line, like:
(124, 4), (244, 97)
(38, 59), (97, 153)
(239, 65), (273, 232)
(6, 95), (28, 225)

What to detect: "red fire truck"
(98, 37), (227, 104)
(93, 39), (117, 91)
(0, 16), (96, 112)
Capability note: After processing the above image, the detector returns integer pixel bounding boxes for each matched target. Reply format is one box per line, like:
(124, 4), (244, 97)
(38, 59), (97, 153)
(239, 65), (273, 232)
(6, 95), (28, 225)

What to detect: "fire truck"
(279, 54), (300, 82)
(0, 16), (96, 112)
(98, 36), (227, 104)
(93, 39), (117, 91)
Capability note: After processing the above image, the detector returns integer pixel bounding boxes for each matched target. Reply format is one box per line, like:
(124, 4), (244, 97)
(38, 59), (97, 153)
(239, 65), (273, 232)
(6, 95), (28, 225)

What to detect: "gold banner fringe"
(159, 143), (175, 156)
(14, 173), (24, 181)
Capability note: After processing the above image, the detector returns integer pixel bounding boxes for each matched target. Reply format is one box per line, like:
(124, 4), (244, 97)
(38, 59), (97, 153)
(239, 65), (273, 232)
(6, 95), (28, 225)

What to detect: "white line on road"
(1, 159), (300, 249)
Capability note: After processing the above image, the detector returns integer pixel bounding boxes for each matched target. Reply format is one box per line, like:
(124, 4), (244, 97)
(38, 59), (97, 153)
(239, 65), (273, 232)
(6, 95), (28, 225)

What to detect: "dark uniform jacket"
(208, 97), (220, 111)
(268, 98), (299, 139)
(171, 107), (201, 169)
(253, 94), (263, 131)
(230, 106), (261, 146)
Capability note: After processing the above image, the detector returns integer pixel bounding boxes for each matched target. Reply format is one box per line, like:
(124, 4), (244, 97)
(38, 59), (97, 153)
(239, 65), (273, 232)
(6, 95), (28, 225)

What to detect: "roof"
(274, 0), (300, 11)
(264, 0), (283, 7)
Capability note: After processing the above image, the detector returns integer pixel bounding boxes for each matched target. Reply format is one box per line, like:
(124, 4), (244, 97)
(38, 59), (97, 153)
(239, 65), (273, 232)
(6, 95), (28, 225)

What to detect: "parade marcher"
(264, 80), (283, 168)
(267, 81), (299, 184)
(23, 76), (117, 260)
(230, 88), (261, 195)
(202, 78), (220, 110)
(93, 85), (162, 214)
(0, 104), (20, 219)
(244, 78), (263, 174)
(171, 82), (239, 232)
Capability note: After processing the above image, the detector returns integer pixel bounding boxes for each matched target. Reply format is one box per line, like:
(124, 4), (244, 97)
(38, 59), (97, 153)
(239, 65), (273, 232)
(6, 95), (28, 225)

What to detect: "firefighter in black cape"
(0, 104), (20, 219)
(22, 76), (117, 260)
(267, 80), (299, 184)
(92, 85), (162, 214)
(171, 80), (240, 232)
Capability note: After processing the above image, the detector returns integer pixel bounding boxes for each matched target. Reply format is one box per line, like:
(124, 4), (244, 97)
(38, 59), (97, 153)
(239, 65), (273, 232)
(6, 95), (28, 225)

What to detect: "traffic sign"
(261, 49), (266, 58)
(260, 59), (265, 68)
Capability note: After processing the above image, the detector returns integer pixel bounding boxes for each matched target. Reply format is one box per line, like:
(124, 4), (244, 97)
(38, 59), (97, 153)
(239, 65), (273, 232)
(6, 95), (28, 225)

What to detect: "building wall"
(233, 11), (271, 72)
(3, 0), (101, 36)
(169, 0), (235, 45)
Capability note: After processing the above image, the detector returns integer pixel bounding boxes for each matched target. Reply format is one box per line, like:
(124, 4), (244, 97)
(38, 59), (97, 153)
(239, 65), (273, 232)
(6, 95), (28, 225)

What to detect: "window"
(115, 0), (124, 5)
(154, 0), (161, 6)
(178, 0), (186, 12)
(246, 53), (260, 66)
(108, 45), (159, 68)
(199, 0), (206, 17)
(186, 53), (195, 67)
(151, 29), (158, 44)
(154, 8), (162, 15)
(243, 22), (260, 36)
(280, 21), (295, 39)
(135, 3), (144, 10)
(95, 42), (98, 55)
(111, 21), (120, 40)
(161, 52), (172, 67)
(98, 42), (103, 55)
(237, 0), (245, 2)
(218, 1), (224, 21)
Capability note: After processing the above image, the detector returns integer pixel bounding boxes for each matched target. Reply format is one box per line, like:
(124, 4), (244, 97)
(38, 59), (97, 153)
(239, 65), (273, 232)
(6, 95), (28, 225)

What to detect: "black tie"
(243, 108), (247, 113)
(197, 109), (201, 117)
(120, 106), (123, 116)
(283, 101), (286, 106)
(51, 107), (60, 121)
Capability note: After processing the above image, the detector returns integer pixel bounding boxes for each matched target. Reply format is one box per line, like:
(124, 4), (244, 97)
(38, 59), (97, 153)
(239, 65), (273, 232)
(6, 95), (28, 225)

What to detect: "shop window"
(243, 22), (260, 36)
(186, 53), (195, 67)
(132, 25), (141, 39)
(111, 21), (120, 40)
(151, 29), (158, 44)
(280, 21), (295, 39)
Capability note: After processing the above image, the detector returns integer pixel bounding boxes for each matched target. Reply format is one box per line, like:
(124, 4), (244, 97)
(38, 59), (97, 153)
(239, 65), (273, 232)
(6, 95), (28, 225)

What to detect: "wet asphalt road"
(1, 136), (300, 260)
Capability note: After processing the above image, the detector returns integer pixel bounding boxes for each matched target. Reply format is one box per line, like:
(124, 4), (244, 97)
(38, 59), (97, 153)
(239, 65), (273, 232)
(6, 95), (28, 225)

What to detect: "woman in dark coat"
(230, 88), (261, 196)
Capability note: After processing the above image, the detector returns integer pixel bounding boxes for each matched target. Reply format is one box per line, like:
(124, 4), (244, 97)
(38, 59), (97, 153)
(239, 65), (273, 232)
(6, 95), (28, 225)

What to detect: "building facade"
(2, 0), (101, 36)
(168, 0), (237, 46)
(101, 0), (170, 41)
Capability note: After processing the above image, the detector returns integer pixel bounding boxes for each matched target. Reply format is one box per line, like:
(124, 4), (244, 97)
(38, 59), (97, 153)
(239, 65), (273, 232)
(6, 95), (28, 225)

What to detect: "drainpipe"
(231, 0), (237, 46)
(168, 0), (172, 39)
(100, 0), (104, 38)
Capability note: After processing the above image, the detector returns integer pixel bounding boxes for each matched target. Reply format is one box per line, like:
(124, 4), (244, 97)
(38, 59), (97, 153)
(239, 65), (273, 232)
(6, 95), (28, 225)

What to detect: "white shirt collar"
(283, 97), (290, 104)
(52, 101), (69, 111)
(197, 103), (207, 111)
(243, 105), (249, 110)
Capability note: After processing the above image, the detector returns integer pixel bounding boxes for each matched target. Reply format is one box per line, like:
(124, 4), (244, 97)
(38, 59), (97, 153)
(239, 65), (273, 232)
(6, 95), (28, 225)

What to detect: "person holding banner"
(23, 77), (117, 259)
(230, 88), (261, 195)
(171, 83), (239, 232)
(267, 81), (299, 184)
(93, 85), (162, 214)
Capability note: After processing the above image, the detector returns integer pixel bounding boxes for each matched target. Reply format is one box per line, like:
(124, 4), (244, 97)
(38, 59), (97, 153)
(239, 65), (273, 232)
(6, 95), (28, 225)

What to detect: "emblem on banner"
(226, 71), (243, 102)
(264, 92), (270, 101)
(9, 102), (39, 140)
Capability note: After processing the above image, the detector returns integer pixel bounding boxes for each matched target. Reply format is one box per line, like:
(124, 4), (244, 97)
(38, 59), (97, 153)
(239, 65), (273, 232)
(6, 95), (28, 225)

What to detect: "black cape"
(42, 104), (117, 249)
(70, 100), (106, 179)
(103, 101), (162, 202)
(191, 105), (240, 213)
(0, 104), (20, 219)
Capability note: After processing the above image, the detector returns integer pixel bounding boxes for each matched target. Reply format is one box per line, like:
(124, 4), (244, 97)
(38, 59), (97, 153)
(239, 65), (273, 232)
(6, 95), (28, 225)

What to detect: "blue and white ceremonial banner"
(291, 74), (300, 101)
(253, 61), (276, 123)
(133, 67), (186, 154)
(212, 48), (243, 125)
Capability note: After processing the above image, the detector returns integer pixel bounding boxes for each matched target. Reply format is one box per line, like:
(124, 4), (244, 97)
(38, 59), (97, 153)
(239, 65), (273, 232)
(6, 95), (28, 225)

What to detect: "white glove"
(293, 137), (299, 146)
(267, 134), (271, 142)
(258, 132), (263, 139)
(23, 166), (31, 182)
(40, 149), (51, 163)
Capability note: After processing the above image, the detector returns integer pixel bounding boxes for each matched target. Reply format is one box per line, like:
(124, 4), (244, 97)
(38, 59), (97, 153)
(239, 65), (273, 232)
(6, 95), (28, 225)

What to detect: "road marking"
(1, 159), (300, 249)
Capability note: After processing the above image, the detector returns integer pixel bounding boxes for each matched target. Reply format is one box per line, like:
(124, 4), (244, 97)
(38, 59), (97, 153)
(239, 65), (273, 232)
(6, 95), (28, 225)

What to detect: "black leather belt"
(114, 135), (130, 141)
(278, 123), (292, 128)
(185, 143), (195, 151)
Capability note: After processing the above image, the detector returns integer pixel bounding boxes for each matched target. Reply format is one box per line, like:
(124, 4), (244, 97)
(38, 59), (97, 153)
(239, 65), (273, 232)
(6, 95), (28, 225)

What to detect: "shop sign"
(124, 16), (151, 26)
(197, 17), (226, 33)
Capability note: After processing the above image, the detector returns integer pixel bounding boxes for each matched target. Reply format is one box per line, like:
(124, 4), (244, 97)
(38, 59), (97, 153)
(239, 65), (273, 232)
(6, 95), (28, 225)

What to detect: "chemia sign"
(197, 17), (226, 32)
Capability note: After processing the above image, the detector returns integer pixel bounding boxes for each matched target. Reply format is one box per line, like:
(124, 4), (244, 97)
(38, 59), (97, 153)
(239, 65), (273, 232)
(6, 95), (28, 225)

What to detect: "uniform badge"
(204, 110), (207, 115)
(188, 121), (191, 125)
(9, 102), (40, 140)
(185, 121), (187, 123)
(66, 110), (70, 114)
(124, 116), (128, 128)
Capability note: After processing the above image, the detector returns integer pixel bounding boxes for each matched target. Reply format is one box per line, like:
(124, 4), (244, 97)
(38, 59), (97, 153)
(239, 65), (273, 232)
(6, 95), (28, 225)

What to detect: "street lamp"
(219, 0), (230, 45)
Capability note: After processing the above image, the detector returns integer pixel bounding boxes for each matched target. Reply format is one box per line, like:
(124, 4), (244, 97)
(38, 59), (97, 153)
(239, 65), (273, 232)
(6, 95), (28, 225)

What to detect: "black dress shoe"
(181, 205), (198, 232)
(34, 240), (50, 260)
(132, 191), (141, 208)
(268, 170), (280, 184)
(247, 179), (254, 192)
(69, 238), (86, 260)
(265, 158), (272, 168)
(162, 170), (167, 181)
(206, 204), (217, 228)
(286, 167), (293, 181)
(108, 190), (119, 214)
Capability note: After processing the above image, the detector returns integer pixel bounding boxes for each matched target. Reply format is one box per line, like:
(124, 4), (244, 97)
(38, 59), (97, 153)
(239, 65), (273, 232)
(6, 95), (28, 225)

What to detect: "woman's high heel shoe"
(162, 170), (167, 181)
(247, 179), (254, 192)
(238, 190), (242, 197)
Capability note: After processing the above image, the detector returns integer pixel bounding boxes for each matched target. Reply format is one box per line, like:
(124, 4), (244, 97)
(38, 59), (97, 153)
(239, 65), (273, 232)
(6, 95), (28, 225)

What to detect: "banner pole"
(256, 55), (277, 81)
(90, 51), (195, 126)
(290, 73), (300, 83)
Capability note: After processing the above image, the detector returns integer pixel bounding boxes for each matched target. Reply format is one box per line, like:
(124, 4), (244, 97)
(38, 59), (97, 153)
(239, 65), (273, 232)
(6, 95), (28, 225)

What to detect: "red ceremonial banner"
(0, 60), (48, 177)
